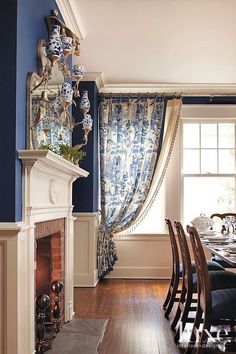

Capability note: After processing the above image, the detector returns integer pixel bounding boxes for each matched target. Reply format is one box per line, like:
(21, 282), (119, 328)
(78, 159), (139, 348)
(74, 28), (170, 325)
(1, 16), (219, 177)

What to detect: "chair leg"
(163, 278), (173, 309)
(174, 289), (193, 343)
(171, 286), (186, 330)
(164, 276), (180, 319)
(195, 318), (211, 354)
(185, 306), (203, 354)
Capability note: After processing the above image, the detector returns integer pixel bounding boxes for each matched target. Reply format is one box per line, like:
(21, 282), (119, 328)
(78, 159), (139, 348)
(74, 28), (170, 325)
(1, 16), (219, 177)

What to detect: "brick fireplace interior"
(35, 219), (65, 322)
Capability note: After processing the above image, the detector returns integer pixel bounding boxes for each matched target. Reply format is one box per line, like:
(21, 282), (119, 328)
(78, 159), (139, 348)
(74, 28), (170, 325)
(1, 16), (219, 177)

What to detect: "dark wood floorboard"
(74, 279), (182, 354)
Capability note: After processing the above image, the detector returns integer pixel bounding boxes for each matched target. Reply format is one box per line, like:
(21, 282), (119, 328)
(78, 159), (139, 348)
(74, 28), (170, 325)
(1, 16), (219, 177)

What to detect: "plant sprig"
(38, 144), (86, 165)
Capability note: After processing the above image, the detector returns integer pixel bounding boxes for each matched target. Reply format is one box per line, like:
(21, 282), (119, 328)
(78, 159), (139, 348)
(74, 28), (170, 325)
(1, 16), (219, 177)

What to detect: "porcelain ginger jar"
(191, 214), (214, 232)
(46, 26), (62, 64)
(79, 90), (90, 113)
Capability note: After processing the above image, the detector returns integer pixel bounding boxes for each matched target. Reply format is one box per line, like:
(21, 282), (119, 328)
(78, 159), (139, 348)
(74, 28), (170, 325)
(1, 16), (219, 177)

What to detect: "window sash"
(180, 119), (236, 223)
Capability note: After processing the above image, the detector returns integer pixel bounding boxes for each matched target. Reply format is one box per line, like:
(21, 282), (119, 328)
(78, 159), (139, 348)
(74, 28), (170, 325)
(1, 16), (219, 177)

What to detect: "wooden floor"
(74, 279), (182, 354)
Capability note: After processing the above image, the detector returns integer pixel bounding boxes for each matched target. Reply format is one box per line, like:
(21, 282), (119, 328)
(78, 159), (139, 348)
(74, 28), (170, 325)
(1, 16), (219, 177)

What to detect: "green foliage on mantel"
(38, 144), (86, 165)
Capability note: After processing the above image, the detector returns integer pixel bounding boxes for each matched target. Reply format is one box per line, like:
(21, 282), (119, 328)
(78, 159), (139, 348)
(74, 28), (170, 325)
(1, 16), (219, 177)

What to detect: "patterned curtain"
(98, 96), (166, 279)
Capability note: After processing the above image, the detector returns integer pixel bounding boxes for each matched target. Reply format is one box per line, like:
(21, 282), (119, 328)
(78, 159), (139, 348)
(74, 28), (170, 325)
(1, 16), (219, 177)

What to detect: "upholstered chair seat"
(211, 256), (234, 268)
(179, 260), (224, 276)
(192, 270), (236, 292)
(211, 288), (236, 321)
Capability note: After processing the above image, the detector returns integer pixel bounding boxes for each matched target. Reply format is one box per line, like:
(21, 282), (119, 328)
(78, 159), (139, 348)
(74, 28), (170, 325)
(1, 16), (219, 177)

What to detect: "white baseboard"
(106, 266), (171, 279)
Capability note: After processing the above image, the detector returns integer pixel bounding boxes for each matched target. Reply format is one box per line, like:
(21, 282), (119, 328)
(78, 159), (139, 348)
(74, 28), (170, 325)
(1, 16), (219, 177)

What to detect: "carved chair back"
(165, 219), (180, 278)
(210, 212), (236, 234)
(188, 226), (212, 316)
(174, 222), (192, 291)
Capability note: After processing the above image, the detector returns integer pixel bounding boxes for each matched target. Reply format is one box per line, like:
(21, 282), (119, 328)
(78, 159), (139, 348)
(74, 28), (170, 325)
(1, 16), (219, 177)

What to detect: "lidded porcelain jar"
(46, 27), (62, 64)
(46, 25), (63, 65)
(60, 82), (73, 102)
(73, 65), (85, 78)
(191, 213), (214, 232)
(82, 113), (93, 131)
(61, 36), (72, 56)
(79, 90), (90, 113)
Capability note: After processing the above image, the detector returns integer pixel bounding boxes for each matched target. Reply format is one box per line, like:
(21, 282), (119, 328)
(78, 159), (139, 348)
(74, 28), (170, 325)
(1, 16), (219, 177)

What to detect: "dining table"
(201, 232), (236, 267)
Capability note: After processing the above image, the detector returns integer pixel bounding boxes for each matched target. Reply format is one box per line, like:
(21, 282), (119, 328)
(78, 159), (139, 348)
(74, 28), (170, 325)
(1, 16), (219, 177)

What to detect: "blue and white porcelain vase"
(46, 26), (62, 65)
(73, 65), (85, 78)
(79, 90), (90, 113)
(61, 36), (72, 57)
(60, 83), (73, 102)
(82, 113), (93, 131)
(60, 83), (73, 111)
(73, 65), (85, 97)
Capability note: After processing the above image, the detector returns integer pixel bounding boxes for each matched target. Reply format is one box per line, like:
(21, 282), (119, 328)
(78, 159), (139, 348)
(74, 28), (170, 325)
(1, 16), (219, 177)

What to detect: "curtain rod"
(99, 92), (236, 97)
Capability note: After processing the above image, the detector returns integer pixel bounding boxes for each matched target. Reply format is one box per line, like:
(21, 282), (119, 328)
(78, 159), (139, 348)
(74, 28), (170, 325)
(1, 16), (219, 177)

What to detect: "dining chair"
(163, 219), (181, 318)
(163, 219), (224, 321)
(186, 226), (236, 354)
(173, 222), (236, 345)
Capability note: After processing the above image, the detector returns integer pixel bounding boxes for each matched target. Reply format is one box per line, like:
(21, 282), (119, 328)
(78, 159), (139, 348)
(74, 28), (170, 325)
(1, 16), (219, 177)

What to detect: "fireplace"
(35, 219), (65, 324)
(2, 150), (90, 354)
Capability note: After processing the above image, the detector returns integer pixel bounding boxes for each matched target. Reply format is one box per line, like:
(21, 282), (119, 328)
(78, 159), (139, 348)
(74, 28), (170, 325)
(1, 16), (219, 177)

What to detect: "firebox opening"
(35, 219), (65, 323)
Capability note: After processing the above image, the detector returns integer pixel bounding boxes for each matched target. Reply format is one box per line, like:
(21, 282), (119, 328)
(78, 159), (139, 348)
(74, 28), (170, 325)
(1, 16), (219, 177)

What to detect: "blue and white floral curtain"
(98, 96), (166, 279)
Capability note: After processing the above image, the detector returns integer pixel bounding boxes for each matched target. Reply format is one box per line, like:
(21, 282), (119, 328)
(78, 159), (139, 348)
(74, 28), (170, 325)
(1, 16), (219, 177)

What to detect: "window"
(181, 121), (236, 225)
(131, 108), (236, 235)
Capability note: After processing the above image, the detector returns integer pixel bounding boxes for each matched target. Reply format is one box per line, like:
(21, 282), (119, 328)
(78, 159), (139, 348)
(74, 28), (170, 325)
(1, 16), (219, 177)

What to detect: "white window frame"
(180, 118), (236, 223)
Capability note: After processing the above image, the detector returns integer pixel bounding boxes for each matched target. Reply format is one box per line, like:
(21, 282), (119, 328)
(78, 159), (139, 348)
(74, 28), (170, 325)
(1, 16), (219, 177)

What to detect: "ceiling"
(59, 0), (236, 92)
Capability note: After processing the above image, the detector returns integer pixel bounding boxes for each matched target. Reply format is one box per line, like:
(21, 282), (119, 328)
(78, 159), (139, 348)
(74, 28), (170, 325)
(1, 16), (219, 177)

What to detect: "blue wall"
(0, 0), (61, 222)
(72, 81), (99, 212)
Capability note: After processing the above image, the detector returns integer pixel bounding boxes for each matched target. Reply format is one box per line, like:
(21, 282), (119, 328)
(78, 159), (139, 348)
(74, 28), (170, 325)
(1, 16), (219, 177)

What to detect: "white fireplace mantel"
(18, 150), (89, 180)
(0, 150), (89, 354)
(18, 149), (89, 180)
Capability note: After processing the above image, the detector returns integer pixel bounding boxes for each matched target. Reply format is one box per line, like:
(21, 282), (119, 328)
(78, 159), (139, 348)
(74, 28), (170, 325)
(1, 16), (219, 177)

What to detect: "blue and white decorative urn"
(46, 25), (62, 65)
(79, 90), (90, 113)
(60, 83), (73, 111)
(82, 113), (93, 131)
(60, 83), (73, 102)
(73, 65), (85, 78)
(61, 36), (72, 57)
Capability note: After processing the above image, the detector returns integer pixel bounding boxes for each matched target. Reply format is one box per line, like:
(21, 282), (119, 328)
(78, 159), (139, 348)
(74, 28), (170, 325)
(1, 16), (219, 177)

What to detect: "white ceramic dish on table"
(227, 245), (236, 253)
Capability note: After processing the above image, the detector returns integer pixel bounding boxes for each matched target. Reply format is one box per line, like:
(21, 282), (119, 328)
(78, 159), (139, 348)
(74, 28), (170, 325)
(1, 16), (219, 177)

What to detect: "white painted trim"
(0, 222), (28, 232)
(73, 211), (100, 217)
(82, 72), (105, 91)
(99, 82), (236, 94)
(73, 212), (99, 287)
(114, 234), (168, 241)
(18, 150), (89, 179)
(107, 276), (171, 280)
(55, 0), (85, 39)
(181, 104), (236, 119)
(106, 266), (171, 279)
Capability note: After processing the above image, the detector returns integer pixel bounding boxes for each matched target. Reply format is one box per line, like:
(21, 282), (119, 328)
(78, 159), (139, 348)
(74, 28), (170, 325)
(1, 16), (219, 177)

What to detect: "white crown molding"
(82, 72), (105, 91)
(99, 83), (236, 95)
(55, 0), (85, 39)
